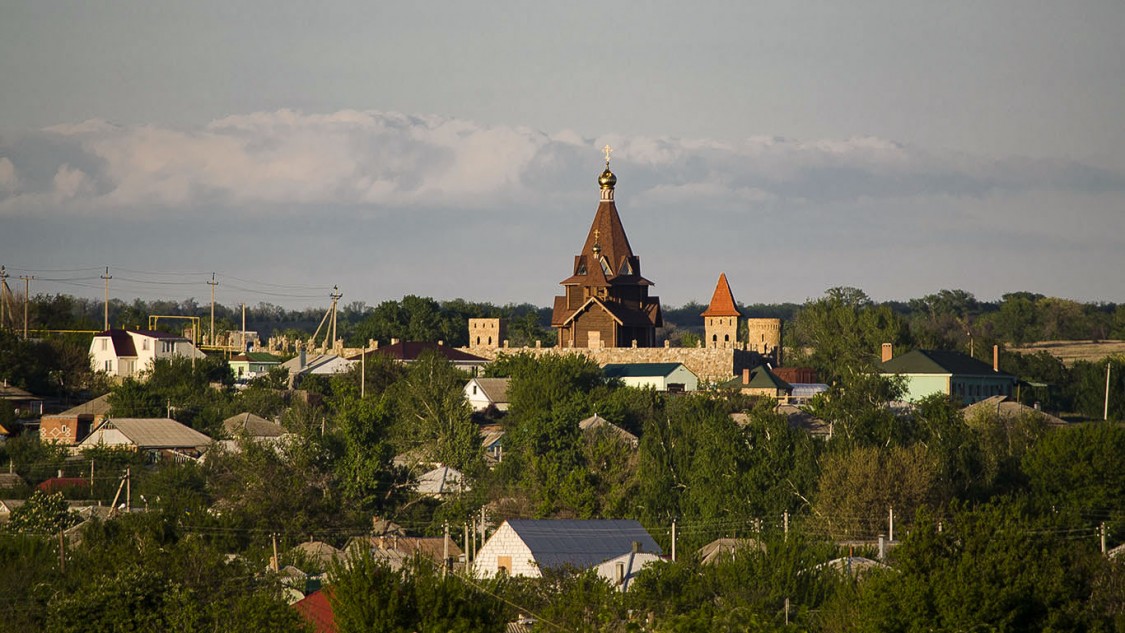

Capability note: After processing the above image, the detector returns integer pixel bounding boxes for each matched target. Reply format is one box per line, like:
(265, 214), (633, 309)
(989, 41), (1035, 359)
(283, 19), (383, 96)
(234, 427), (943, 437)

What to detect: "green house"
(880, 349), (1016, 405)
(228, 352), (283, 381)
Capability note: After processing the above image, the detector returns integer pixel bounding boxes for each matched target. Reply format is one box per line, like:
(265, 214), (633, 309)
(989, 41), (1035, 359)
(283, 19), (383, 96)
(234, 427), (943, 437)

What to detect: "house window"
(472, 386), (478, 395)
(143, 339), (149, 351)
(162, 341), (173, 353)
(104, 360), (112, 372)
(101, 339), (107, 351)
(497, 556), (512, 574)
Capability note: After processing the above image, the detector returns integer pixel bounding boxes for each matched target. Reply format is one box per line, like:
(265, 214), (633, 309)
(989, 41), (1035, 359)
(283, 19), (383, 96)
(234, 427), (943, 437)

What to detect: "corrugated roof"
(506, 519), (661, 570)
(350, 342), (487, 363)
(58, 393), (112, 417)
(92, 418), (212, 449)
(293, 590), (336, 633)
(700, 273), (742, 318)
(222, 412), (285, 438)
(603, 363), (685, 378)
(962, 396), (1067, 427)
(881, 349), (1014, 377)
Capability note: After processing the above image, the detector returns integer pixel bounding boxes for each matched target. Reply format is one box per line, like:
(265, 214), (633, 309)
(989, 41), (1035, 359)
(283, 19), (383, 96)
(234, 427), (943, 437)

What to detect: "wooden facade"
(551, 165), (662, 348)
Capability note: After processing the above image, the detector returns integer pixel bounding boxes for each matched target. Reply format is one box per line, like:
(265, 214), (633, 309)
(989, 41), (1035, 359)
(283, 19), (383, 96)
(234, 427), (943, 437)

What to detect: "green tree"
(6, 490), (79, 534)
(389, 352), (481, 475)
(789, 287), (906, 385)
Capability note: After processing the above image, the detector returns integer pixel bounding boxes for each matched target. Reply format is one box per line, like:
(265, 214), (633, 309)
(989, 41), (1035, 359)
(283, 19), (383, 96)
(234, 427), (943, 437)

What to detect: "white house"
(593, 548), (665, 591)
(281, 351), (355, 387)
(473, 519), (661, 579)
(464, 377), (510, 412)
(89, 329), (205, 378)
(602, 363), (699, 392)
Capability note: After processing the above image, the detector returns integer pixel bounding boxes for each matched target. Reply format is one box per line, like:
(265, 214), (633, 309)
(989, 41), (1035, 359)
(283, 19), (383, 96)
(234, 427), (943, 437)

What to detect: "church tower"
(551, 148), (663, 348)
(702, 273), (742, 349)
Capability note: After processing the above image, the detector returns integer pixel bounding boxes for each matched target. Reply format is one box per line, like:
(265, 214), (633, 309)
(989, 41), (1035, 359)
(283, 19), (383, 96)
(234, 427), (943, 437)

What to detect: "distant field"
(1008, 340), (1125, 366)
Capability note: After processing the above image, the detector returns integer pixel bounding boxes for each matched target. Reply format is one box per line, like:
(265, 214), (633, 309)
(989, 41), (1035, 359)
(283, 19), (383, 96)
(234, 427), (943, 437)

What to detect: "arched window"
(724, 334), (729, 342)
(488, 336), (492, 345)
(476, 336), (481, 345)
(712, 334), (717, 342)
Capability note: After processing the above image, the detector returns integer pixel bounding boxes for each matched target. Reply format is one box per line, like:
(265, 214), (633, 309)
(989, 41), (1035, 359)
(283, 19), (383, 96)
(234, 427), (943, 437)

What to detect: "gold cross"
(602, 144), (613, 165)
(593, 229), (600, 241)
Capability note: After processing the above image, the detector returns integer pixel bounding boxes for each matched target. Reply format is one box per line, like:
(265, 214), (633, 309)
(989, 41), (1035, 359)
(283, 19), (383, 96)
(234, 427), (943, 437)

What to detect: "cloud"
(0, 109), (1121, 219)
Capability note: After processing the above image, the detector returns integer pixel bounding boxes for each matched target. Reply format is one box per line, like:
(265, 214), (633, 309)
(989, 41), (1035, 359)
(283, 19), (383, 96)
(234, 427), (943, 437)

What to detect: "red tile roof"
(701, 273), (742, 317)
(293, 589), (336, 633)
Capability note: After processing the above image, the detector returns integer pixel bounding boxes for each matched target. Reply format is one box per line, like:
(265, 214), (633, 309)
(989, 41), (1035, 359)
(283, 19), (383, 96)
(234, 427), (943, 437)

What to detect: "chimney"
(993, 345), (999, 372)
(299, 347), (306, 370)
(881, 343), (893, 363)
(742, 368), (750, 385)
(632, 540), (641, 554)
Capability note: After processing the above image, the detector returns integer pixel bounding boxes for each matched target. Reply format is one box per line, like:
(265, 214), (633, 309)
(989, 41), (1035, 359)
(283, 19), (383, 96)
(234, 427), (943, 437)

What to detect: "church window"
(577, 263), (587, 275)
(619, 259), (633, 275)
(599, 256), (611, 275)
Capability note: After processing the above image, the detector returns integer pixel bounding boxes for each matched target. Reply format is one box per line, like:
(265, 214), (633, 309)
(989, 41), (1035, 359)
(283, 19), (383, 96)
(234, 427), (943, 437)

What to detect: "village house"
(463, 377), (510, 412)
(89, 328), (206, 378)
(602, 362), (699, 392)
(473, 519), (661, 578)
(879, 344), (1017, 405)
(40, 394), (111, 445)
(77, 417), (212, 460)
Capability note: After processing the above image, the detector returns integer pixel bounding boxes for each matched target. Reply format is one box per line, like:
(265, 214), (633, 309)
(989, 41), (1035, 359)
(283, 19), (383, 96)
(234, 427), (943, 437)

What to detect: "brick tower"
(701, 273), (742, 349)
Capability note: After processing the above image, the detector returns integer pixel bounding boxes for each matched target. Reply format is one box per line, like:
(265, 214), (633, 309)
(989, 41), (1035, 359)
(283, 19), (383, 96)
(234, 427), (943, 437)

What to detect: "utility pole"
(59, 530), (66, 573)
(888, 506), (895, 542)
(783, 511), (789, 541)
(361, 347), (366, 399)
(19, 274), (34, 339)
(125, 467), (131, 513)
(671, 519), (677, 562)
(329, 285), (342, 350)
(1101, 522), (1107, 556)
(241, 303), (247, 350)
(207, 273), (218, 346)
(1102, 362), (1111, 420)
(464, 522), (470, 564)
(271, 533), (280, 572)
(0, 265), (8, 331)
(443, 523), (450, 577)
(101, 267), (112, 330)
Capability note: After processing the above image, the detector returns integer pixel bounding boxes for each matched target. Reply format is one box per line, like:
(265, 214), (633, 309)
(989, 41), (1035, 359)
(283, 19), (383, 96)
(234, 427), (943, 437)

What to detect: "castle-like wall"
(460, 343), (762, 383)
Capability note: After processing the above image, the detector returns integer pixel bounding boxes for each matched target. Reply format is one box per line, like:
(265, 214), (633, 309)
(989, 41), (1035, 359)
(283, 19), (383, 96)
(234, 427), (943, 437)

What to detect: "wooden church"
(551, 150), (663, 348)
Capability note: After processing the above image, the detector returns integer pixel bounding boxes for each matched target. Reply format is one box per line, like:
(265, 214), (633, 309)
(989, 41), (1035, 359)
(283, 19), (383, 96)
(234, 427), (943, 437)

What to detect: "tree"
(389, 352), (481, 474)
(789, 287), (906, 385)
(813, 445), (946, 540)
(6, 490), (79, 534)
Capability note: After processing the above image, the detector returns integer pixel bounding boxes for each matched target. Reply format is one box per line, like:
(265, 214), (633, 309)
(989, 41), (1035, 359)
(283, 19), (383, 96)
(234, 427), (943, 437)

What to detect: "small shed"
(593, 547), (664, 591)
(464, 377), (511, 412)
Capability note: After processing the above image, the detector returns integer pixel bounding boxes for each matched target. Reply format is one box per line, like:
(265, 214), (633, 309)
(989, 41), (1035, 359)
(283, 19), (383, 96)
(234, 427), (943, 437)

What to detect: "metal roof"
(90, 418), (212, 449)
(603, 363), (686, 378)
(506, 519), (661, 570)
(881, 349), (1014, 378)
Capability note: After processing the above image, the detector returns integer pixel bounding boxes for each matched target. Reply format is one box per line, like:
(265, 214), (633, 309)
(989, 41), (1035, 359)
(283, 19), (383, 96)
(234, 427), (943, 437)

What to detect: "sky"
(2, 1), (1124, 311)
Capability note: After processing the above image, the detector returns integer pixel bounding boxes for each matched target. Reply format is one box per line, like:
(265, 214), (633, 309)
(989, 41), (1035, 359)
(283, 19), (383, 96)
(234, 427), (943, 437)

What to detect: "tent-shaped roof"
(505, 519), (661, 571)
(83, 418), (212, 450)
(881, 349), (1014, 377)
(222, 412), (285, 438)
(700, 273), (742, 318)
(578, 414), (639, 446)
(962, 395), (1067, 427)
(722, 366), (793, 391)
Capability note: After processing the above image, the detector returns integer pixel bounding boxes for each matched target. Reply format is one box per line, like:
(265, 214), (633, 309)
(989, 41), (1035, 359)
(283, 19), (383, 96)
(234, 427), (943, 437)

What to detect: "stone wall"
(461, 342), (763, 383)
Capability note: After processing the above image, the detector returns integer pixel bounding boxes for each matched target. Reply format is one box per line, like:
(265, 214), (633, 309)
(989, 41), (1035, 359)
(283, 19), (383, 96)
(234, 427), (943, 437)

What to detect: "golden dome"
(598, 167), (617, 189)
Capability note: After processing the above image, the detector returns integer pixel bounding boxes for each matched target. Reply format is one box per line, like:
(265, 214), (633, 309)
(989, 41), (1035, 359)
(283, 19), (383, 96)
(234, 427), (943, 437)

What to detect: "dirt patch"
(1008, 340), (1125, 366)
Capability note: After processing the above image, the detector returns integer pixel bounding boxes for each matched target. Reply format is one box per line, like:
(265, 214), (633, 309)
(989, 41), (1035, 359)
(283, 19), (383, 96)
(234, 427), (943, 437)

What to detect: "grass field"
(1008, 340), (1125, 366)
